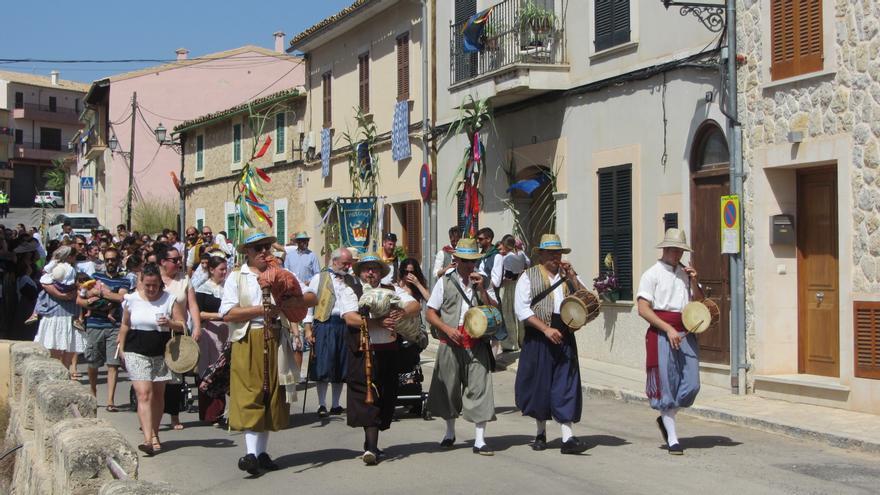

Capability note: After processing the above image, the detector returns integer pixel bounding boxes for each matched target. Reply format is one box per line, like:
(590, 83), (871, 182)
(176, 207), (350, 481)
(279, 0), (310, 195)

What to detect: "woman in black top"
(195, 256), (229, 423)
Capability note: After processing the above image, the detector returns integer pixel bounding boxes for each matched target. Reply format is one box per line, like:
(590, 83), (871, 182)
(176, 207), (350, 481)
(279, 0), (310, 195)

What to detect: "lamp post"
(107, 126), (135, 231)
(153, 122), (185, 235)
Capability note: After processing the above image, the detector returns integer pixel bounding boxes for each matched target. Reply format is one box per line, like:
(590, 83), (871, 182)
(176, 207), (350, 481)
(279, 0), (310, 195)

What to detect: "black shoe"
(317, 405), (328, 418)
(329, 406), (344, 415)
(560, 437), (588, 455)
(472, 444), (494, 456)
(363, 442), (385, 457)
(656, 416), (669, 445)
(238, 454), (260, 475)
(439, 437), (455, 448)
(257, 453), (280, 471)
(668, 443), (684, 455)
(532, 433), (547, 451)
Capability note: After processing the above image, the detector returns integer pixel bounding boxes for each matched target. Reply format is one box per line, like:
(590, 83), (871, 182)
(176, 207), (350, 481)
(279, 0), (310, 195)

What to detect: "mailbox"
(770, 214), (795, 245)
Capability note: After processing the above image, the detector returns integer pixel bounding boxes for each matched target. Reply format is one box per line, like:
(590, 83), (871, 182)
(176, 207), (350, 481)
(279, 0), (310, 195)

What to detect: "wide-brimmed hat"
(655, 228), (692, 252)
(353, 252), (390, 278)
(164, 334), (199, 373)
(452, 238), (483, 261)
(293, 231), (310, 240)
(346, 246), (362, 261)
(533, 234), (571, 255)
(236, 227), (277, 253)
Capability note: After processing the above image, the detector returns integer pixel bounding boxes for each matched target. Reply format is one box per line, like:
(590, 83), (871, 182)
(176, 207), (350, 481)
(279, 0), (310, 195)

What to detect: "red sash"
(438, 324), (477, 349)
(645, 310), (686, 399)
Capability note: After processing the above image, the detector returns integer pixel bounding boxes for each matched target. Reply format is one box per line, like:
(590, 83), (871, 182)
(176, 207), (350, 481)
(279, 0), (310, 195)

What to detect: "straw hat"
(655, 228), (692, 252)
(353, 252), (390, 278)
(236, 227), (277, 253)
(452, 238), (483, 260)
(532, 233), (571, 256)
(294, 231), (311, 240)
(164, 334), (200, 374)
(347, 246), (362, 261)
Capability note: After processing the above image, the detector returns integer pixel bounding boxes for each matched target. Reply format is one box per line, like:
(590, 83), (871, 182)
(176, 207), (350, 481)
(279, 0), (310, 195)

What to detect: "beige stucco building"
(289, 0), (429, 262)
(738, 0), (880, 414)
(176, 89), (307, 245)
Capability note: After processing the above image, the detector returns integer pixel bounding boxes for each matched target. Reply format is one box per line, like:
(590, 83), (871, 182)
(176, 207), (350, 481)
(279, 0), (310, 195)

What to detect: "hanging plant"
(342, 107), (380, 198)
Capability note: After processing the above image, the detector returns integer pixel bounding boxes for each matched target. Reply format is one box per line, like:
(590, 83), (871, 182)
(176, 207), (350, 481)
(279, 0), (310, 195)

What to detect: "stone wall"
(0, 341), (181, 494)
(737, 0), (880, 366)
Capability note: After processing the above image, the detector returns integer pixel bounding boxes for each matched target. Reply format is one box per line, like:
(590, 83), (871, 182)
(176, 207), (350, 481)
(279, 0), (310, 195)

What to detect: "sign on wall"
(721, 194), (740, 254)
(80, 177), (94, 190)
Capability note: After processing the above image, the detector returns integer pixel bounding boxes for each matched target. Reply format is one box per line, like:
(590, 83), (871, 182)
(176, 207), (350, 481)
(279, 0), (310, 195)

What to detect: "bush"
(131, 197), (178, 235)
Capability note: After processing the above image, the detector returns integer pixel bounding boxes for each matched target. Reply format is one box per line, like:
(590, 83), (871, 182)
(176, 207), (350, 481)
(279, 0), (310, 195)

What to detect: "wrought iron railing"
(450, 0), (565, 85)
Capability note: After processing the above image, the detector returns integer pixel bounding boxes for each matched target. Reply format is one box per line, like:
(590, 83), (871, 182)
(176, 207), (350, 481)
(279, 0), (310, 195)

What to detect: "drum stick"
(114, 343), (120, 360)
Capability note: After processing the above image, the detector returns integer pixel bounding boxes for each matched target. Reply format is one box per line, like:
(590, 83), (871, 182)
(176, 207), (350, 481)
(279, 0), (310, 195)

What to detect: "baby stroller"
(395, 336), (429, 420)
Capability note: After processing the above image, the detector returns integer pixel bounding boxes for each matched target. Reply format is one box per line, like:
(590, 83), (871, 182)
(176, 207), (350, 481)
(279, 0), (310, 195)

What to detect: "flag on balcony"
(506, 172), (550, 196)
(462, 7), (495, 53)
(321, 127), (332, 178)
(391, 100), (411, 161)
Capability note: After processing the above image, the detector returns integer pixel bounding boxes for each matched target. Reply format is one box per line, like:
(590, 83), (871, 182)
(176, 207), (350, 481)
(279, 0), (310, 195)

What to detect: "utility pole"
(126, 92), (137, 231)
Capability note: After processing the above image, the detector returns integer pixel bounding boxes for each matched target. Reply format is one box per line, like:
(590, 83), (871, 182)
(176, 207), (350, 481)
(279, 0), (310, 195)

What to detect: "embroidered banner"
(391, 100), (411, 161)
(338, 197), (376, 254)
(321, 127), (332, 178)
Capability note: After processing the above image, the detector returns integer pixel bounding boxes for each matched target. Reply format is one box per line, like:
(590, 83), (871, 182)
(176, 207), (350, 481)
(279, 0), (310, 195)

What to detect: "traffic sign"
(720, 195), (740, 254)
(419, 163), (431, 201)
(80, 176), (94, 190)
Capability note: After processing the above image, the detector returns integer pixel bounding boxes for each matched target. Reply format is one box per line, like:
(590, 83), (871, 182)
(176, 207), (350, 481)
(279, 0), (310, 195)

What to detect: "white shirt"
(219, 264), (301, 326)
(427, 271), (496, 326)
(514, 270), (585, 322)
(123, 291), (175, 332)
(302, 270), (357, 324)
(433, 248), (454, 278)
(380, 257), (396, 286)
(76, 260), (96, 276)
(490, 253), (506, 288)
(636, 261), (691, 312)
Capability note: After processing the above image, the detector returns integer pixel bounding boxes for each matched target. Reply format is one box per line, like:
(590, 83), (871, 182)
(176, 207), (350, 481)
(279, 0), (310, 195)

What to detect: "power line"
(0, 54), (299, 64)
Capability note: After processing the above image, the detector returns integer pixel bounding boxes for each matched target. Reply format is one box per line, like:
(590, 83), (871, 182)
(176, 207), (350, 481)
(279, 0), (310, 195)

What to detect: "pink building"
(73, 35), (304, 229)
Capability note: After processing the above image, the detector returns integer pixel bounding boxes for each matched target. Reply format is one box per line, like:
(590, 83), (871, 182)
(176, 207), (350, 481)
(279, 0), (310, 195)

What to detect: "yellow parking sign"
(721, 195), (740, 254)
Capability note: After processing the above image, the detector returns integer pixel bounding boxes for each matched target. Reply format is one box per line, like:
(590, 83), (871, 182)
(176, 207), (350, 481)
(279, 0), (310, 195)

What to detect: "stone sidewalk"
(425, 343), (880, 455)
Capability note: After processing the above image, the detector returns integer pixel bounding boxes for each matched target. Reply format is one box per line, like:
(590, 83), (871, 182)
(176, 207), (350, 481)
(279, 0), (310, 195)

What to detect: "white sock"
(536, 420), (547, 437)
(244, 430), (259, 455)
(474, 422), (486, 448)
(661, 410), (679, 446)
(331, 382), (343, 408)
(444, 418), (456, 440)
(256, 431), (269, 455)
(316, 382), (328, 407)
(560, 422), (573, 442)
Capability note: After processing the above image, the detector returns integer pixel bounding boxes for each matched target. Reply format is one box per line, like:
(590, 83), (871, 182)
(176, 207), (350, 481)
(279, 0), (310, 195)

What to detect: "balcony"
(13, 141), (68, 162)
(13, 103), (81, 125)
(82, 128), (107, 161)
(449, 0), (567, 96)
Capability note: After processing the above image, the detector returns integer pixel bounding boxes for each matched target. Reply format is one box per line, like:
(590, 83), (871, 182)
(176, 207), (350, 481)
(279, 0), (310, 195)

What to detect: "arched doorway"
(690, 122), (731, 365)
(509, 165), (555, 254)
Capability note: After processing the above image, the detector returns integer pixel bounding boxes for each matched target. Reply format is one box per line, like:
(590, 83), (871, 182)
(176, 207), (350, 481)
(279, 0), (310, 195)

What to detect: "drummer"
(636, 228), (703, 455)
(342, 254), (420, 465)
(513, 234), (588, 454)
(425, 238), (499, 455)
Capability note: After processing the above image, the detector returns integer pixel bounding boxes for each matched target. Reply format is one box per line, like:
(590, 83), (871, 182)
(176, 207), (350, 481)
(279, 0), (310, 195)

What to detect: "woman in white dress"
(34, 246), (85, 373)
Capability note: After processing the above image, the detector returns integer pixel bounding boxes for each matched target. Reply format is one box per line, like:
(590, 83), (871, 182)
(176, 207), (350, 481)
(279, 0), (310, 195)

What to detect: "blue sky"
(0, 0), (355, 83)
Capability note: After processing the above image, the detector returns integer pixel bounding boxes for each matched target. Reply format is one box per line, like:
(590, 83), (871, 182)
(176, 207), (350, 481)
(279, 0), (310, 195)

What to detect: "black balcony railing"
(16, 103), (79, 116)
(15, 141), (63, 151)
(450, 0), (565, 85)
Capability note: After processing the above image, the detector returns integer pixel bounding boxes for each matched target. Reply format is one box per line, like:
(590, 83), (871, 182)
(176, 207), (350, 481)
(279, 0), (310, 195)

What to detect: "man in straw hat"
(513, 234), (589, 454)
(220, 227), (316, 475)
(636, 228), (704, 455)
(303, 247), (358, 417)
(342, 253), (420, 465)
(425, 237), (499, 455)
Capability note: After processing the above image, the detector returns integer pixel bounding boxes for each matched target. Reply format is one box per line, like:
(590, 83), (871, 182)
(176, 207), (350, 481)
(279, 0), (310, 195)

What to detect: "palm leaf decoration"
(341, 107), (380, 198)
(445, 95), (493, 237)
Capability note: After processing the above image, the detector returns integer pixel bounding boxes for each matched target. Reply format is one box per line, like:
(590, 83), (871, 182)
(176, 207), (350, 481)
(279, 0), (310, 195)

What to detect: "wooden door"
(691, 169), (730, 364)
(797, 167), (839, 377)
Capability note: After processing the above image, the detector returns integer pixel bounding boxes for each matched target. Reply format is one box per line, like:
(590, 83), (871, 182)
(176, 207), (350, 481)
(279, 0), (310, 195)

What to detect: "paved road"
(81, 352), (879, 495)
(0, 206), (52, 231)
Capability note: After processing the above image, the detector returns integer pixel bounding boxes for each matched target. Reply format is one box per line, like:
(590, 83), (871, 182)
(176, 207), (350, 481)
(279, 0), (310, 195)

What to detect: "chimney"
(176, 48), (189, 61)
(50, 70), (59, 85)
(274, 31), (286, 54)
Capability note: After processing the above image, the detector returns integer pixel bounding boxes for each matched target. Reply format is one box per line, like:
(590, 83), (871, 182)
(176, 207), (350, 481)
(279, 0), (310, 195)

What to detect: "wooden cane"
(261, 286), (273, 408)
(359, 312), (375, 405)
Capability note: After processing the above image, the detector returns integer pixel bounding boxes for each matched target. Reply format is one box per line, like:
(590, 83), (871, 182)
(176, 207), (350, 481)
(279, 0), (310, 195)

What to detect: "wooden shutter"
(196, 218), (204, 231)
(233, 124), (241, 163)
(855, 301), (880, 380)
(403, 200), (421, 261)
(771, 0), (822, 80)
(196, 135), (204, 172)
(322, 72), (332, 127)
(276, 113), (285, 154)
(382, 204), (392, 241)
(595, 0), (630, 52)
(226, 213), (238, 245)
(359, 53), (370, 113)
(598, 165), (633, 300)
(397, 33), (410, 101)
(276, 209), (286, 241)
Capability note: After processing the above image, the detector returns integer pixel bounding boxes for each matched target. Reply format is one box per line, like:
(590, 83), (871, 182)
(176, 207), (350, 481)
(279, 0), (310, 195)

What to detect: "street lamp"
(108, 134), (119, 151)
(154, 122), (167, 144)
(153, 122), (186, 235)
(660, 0), (725, 32)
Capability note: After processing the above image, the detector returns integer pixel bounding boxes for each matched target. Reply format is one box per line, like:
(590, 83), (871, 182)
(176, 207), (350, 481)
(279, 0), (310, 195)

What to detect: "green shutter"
(595, 0), (630, 52)
(275, 113), (285, 154)
(276, 209), (286, 241)
(227, 213), (238, 245)
(196, 218), (204, 231)
(196, 135), (204, 172)
(233, 124), (242, 163)
(597, 165), (633, 300)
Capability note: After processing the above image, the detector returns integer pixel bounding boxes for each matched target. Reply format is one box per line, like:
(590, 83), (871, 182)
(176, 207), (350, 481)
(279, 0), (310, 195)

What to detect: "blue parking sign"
(80, 177), (94, 190)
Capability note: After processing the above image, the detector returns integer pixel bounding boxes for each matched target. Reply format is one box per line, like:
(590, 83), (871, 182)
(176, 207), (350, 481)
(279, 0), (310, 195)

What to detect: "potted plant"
(518, 1), (556, 47)
(593, 252), (620, 303)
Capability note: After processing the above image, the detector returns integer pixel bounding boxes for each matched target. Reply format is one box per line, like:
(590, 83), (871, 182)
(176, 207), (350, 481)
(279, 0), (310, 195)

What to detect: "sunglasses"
(250, 243), (273, 253)
(202, 232), (213, 236)
(164, 257), (182, 263)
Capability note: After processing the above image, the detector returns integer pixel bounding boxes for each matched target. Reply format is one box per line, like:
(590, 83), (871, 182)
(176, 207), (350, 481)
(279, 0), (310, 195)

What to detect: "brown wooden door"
(797, 167), (839, 377)
(691, 170), (731, 364)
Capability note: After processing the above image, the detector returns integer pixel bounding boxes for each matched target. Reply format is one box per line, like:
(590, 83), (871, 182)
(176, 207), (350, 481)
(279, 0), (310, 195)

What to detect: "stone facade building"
(738, 0), (880, 413)
(176, 89), (307, 245)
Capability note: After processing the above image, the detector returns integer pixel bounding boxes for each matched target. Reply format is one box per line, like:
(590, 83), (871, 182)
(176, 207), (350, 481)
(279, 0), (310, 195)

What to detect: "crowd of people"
(0, 218), (704, 474)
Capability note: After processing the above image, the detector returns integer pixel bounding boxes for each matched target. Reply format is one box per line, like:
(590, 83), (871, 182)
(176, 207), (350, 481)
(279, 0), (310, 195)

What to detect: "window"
(397, 33), (410, 101)
(322, 72), (332, 127)
(48, 96), (57, 112)
(40, 127), (62, 150)
(598, 164), (633, 300)
(595, 0), (630, 52)
(402, 200), (421, 261)
(854, 301), (880, 379)
(14, 129), (23, 144)
(75, 98), (80, 113)
(453, 0), (478, 83)
(233, 124), (242, 163)
(196, 135), (204, 173)
(196, 218), (204, 231)
(358, 53), (370, 113)
(14, 92), (23, 109)
(771, 0), (823, 80)
(276, 208), (286, 241)
(275, 113), (285, 154)
(227, 213), (238, 245)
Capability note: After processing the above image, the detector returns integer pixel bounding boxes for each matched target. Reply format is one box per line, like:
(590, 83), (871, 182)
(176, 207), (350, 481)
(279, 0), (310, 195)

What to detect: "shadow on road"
(680, 435), (742, 449)
(157, 437), (236, 453)
(273, 448), (362, 472)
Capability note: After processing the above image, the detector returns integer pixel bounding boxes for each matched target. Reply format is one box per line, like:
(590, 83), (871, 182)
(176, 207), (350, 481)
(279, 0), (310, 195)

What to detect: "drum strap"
(530, 277), (568, 306)
(449, 276), (480, 308)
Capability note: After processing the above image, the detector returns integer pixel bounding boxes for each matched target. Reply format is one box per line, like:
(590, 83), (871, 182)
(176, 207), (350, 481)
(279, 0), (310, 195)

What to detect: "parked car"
(34, 190), (64, 208)
(46, 213), (102, 240)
